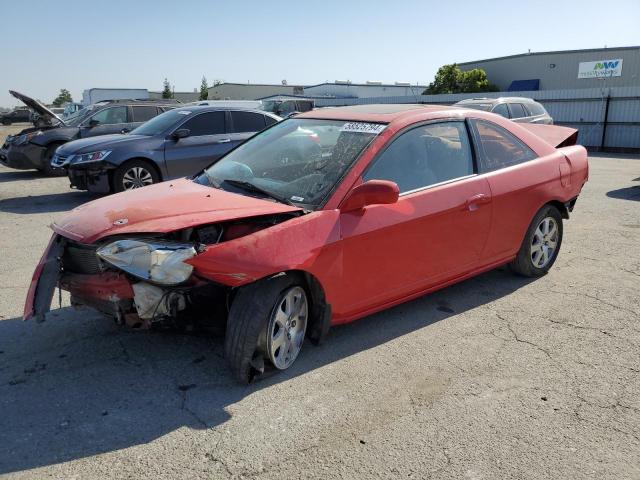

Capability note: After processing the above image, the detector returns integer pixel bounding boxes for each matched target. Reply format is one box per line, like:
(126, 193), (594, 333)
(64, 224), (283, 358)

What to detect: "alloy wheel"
(122, 167), (154, 190)
(266, 286), (308, 370)
(531, 217), (558, 268)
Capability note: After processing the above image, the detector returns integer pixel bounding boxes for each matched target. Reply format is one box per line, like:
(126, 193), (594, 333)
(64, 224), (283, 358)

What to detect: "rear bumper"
(68, 167), (111, 193)
(0, 143), (46, 170)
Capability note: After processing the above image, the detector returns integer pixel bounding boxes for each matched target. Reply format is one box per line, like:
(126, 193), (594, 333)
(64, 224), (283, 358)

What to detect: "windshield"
(198, 118), (385, 208)
(459, 103), (492, 111)
(130, 109), (192, 136)
(64, 106), (95, 126)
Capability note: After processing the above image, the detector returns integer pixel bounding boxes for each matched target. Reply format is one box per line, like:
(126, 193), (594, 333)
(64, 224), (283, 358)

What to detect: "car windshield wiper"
(222, 179), (297, 207)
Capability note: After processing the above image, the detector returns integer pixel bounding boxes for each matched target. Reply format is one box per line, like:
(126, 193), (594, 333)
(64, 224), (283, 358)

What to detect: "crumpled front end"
(23, 212), (301, 329)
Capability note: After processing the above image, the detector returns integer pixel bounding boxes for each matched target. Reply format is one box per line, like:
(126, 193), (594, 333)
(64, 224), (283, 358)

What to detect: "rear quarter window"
(525, 102), (547, 116)
(470, 120), (537, 172)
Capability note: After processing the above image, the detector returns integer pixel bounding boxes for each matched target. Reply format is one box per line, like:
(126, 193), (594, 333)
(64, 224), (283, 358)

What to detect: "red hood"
(53, 179), (302, 244)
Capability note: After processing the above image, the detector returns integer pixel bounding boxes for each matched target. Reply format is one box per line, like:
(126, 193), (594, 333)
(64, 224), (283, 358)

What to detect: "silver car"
(455, 97), (553, 124)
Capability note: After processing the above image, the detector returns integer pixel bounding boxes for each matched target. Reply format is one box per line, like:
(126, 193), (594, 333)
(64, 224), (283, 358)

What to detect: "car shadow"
(0, 268), (534, 474)
(0, 191), (101, 214)
(606, 185), (640, 202)
(0, 170), (44, 183)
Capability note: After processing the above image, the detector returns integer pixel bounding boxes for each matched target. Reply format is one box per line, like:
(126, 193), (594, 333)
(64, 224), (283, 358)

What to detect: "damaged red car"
(24, 104), (589, 383)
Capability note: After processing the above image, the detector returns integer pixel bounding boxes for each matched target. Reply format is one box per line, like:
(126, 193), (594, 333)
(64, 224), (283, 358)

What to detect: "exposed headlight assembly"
(97, 240), (197, 285)
(14, 131), (43, 145)
(73, 150), (112, 164)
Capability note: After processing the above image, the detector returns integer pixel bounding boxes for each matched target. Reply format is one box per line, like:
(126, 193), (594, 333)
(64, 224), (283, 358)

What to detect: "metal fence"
(314, 86), (640, 151)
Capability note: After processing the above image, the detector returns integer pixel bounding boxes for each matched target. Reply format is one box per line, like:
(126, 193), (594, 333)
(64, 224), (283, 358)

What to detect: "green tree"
(425, 64), (460, 94)
(424, 64), (498, 94)
(52, 89), (73, 107)
(162, 78), (173, 99)
(199, 76), (209, 100)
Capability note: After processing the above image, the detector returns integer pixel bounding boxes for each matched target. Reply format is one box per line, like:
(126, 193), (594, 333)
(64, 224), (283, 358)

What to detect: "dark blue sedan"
(53, 105), (281, 193)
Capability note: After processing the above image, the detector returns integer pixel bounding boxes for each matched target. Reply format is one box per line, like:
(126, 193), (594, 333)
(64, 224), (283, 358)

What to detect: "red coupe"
(24, 104), (589, 383)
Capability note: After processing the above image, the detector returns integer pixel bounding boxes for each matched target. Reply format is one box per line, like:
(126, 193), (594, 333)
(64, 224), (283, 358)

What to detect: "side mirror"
(339, 180), (399, 213)
(88, 119), (100, 127)
(171, 128), (190, 140)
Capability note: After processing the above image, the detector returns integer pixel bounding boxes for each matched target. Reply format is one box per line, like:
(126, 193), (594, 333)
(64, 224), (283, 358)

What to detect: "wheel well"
(110, 157), (162, 185)
(546, 200), (569, 219)
(269, 270), (331, 345)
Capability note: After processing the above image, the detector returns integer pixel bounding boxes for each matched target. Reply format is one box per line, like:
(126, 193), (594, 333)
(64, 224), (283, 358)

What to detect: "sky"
(1, 0), (639, 108)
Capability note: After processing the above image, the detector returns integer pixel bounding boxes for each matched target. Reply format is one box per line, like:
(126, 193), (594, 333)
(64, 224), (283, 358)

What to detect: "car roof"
(296, 104), (461, 123)
(169, 104), (281, 118)
(456, 97), (536, 104)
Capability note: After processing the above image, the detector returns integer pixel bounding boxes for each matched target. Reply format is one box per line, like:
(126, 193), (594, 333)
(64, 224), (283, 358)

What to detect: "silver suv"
(454, 97), (553, 124)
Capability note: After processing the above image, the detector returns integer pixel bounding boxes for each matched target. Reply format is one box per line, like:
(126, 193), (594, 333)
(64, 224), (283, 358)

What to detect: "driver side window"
(363, 122), (474, 194)
(90, 106), (128, 125)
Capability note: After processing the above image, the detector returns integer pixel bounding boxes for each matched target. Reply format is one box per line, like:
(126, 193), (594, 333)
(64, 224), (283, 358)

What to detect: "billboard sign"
(578, 59), (623, 79)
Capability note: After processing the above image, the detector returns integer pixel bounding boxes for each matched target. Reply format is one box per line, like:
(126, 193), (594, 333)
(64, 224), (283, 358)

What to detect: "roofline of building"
(458, 45), (640, 65)
(305, 82), (427, 89)
(207, 82), (303, 88)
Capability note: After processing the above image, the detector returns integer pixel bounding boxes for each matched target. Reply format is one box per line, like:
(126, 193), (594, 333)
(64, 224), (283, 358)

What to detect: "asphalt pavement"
(0, 126), (638, 479)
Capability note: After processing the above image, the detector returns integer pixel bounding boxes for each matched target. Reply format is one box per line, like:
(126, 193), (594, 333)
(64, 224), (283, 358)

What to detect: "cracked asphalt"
(0, 123), (639, 479)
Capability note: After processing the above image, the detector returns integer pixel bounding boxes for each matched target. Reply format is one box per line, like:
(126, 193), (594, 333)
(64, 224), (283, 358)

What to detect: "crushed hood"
(53, 178), (302, 243)
(10, 90), (65, 126)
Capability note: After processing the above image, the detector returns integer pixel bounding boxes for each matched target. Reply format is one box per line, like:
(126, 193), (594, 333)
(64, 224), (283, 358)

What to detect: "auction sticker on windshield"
(340, 122), (386, 134)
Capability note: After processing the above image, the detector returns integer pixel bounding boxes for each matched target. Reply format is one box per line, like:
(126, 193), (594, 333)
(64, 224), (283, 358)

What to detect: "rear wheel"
(112, 160), (159, 193)
(510, 205), (563, 277)
(39, 143), (66, 176)
(225, 274), (309, 384)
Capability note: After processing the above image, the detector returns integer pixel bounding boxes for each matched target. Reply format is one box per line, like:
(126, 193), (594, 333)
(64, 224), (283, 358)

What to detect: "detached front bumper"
(68, 166), (112, 193)
(0, 143), (46, 170)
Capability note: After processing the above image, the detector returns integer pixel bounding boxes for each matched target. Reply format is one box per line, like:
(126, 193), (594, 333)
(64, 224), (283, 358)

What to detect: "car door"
(339, 121), (492, 315)
(468, 119), (557, 263)
(163, 110), (229, 178)
(227, 110), (269, 147)
(79, 106), (130, 138)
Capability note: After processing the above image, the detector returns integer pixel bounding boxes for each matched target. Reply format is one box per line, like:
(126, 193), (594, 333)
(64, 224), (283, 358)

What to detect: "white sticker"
(340, 122), (386, 134)
(291, 196), (305, 202)
(176, 110), (192, 115)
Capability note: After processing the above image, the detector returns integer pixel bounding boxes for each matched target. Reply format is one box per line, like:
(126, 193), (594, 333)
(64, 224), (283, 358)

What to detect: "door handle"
(217, 138), (231, 144)
(464, 193), (491, 211)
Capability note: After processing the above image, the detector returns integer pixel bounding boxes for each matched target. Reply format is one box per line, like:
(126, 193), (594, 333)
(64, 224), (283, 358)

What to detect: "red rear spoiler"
(519, 123), (578, 148)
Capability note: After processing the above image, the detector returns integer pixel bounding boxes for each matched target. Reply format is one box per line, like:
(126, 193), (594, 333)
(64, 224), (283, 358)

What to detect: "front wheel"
(510, 205), (563, 277)
(225, 275), (309, 384)
(112, 160), (159, 193)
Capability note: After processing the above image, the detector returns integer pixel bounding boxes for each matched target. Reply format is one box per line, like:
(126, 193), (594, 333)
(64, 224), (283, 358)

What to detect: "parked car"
(262, 97), (315, 117)
(54, 105), (281, 193)
(454, 97), (553, 124)
(0, 90), (177, 175)
(1, 107), (32, 125)
(25, 104), (588, 384)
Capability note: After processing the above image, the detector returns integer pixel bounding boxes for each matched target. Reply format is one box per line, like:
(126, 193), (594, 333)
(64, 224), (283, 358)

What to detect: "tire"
(2, 120), (10, 126)
(225, 274), (309, 384)
(112, 159), (160, 193)
(510, 205), (563, 277)
(39, 144), (66, 176)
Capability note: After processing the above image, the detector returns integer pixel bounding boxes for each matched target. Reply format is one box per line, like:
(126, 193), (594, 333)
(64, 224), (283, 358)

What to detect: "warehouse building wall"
(458, 47), (640, 91)
(314, 86), (640, 151)
(207, 83), (302, 100)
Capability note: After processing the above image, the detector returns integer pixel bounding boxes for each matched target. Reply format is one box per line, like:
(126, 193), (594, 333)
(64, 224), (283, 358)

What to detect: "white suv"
(455, 97), (553, 124)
